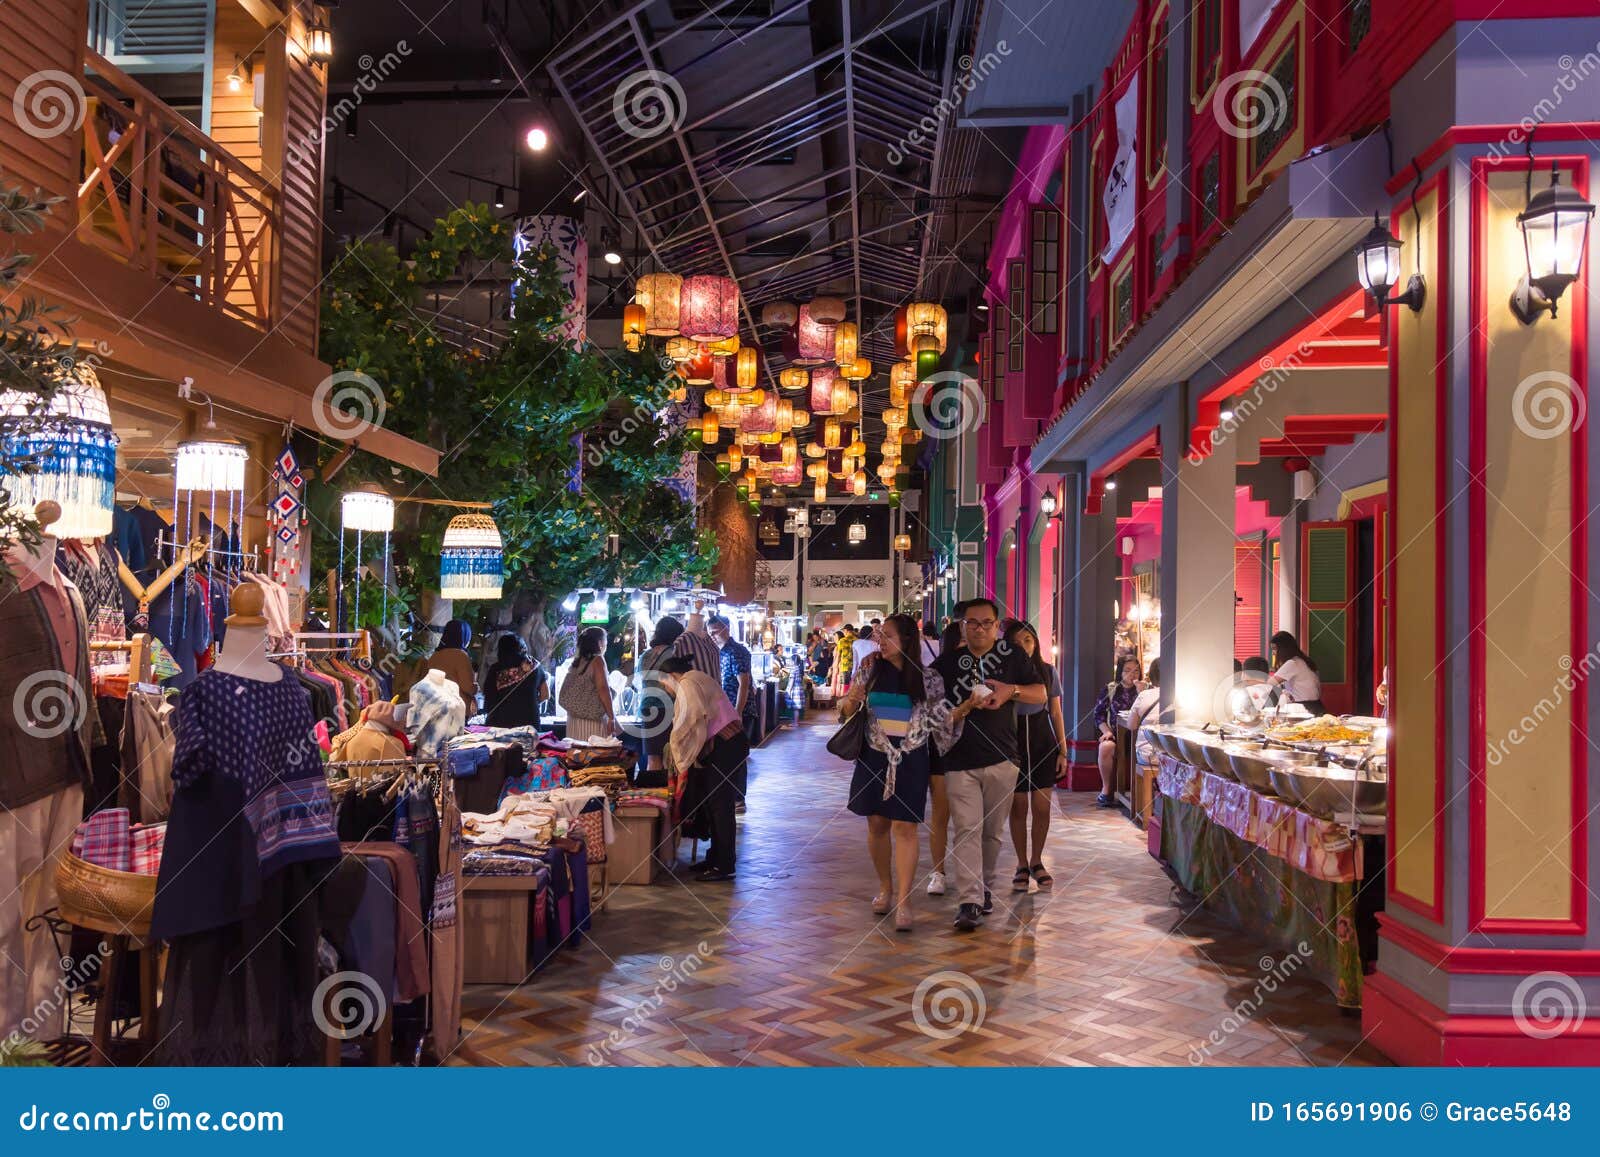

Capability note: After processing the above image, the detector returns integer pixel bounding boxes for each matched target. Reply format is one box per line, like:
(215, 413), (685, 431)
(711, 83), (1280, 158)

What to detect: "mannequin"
(8, 499), (61, 583)
(408, 667), (466, 759)
(212, 582), (282, 683)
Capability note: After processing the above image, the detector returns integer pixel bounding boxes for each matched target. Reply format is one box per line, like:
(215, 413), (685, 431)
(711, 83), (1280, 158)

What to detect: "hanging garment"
(341, 842), (430, 1003)
(0, 785), (83, 1044)
(429, 788), (464, 1058)
(56, 539), (122, 642)
(122, 688), (176, 823)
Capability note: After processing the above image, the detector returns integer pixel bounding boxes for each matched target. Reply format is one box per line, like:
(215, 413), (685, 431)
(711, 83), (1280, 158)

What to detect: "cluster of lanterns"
(629, 269), (952, 505)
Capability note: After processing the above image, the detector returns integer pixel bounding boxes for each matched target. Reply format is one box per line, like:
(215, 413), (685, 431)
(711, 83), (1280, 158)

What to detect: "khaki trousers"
(1, 785), (83, 1044)
(943, 762), (1017, 907)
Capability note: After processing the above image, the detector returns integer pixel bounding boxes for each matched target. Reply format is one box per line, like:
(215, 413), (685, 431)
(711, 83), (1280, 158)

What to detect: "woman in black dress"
(483, 634), (548, 729)
(837, 614), (968, 932)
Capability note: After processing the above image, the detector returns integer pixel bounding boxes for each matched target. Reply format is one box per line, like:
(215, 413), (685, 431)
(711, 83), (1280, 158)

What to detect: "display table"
(1152, 755), (1382, 1008)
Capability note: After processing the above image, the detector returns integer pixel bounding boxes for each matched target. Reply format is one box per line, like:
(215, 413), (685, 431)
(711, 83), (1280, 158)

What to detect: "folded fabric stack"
(568, 764), (630, 795)
(460, 796), (558, 846)
(616, 788), (671, 816)
(462, 846), (551, 878)
(497, 755), (568, 805)
(70, 809), (167, 876)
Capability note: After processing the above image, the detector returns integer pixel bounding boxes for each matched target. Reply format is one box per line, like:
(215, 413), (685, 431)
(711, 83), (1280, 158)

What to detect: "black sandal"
(1012, 865), (1031, 892)
(1030, 864), (1054, 890)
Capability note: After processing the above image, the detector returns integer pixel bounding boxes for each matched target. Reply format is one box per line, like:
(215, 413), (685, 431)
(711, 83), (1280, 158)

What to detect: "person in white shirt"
(919, 620), (940, 665)
(851, 624), (880, 672)
(1268, 630), (1326, 714)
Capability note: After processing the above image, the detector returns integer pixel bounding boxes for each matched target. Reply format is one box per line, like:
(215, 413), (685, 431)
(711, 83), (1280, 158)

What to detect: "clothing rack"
(278, 630), (372, 663)
(89, 633), (152, 684)
(155, 530), (258, 572)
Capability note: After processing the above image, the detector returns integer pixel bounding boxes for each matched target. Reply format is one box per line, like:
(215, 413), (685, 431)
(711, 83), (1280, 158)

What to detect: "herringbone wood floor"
(452, 719), (1384, 1067)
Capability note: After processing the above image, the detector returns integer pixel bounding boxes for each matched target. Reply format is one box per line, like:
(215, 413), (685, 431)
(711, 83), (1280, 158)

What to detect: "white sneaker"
(926, 871), (946, 896)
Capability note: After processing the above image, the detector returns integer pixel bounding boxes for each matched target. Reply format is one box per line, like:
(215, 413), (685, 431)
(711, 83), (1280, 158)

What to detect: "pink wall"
(985, 125), (1067, 304)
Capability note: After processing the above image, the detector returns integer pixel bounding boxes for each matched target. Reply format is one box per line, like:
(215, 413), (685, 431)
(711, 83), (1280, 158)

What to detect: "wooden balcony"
(78, 48), (279, 331)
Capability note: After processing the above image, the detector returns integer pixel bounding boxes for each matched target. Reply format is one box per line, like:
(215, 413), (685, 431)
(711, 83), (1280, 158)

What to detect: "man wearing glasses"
(933, 598), (1047, 931)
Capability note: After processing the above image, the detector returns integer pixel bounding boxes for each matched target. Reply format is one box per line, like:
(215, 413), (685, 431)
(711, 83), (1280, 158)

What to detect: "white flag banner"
(1239, 0), (1283, 54)
(1101, 75), (1138, 264)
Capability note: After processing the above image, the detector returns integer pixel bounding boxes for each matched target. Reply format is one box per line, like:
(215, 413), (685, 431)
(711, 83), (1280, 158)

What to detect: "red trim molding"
(1397, 124), (1600, 193)
(1386, 167), (1448, 925)
(1379, 915), (1600, 975)
(1363, 971), (1600, 1067)
(1466, 155), (1590, 937)
(1084, 429), (1159, 515)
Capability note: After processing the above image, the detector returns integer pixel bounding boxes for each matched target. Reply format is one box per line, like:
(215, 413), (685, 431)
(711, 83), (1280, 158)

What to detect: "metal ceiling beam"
(841, 0), (863, 348)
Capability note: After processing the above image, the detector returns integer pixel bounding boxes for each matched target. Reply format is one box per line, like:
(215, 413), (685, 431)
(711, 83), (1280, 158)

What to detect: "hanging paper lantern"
(705, 388), (727, 408)
(622, 303), (647, 352)
(775, 398), (793, 432)
(683, 345), (715, 385)
(889, 360), (917, 408)
(805, 443), (825, 459)
(847, 519), (867, 542)
(781, 436), (798, 467)
(823, 417), (842, 450)
(772, 459), (802, 487)
(879, 462), (899, 485)
(175, 438), (249, 493)
(813, 481), (827, 503)
(440, 513), (504, 600)
(727, 446), (743, 472)
(809, 365), (838, 414)
(893, 533), (912, 553)
(791, 408), (810, 427)
(665, 335), (696, 361)
(833, 321), (858, 366)
(701, 413), (720, 444)
(852, 470), (868, 497)
(839, 357), (871, 382)
(795, 304), (833, 364)
(809, 295), (846, 326)
(830, 379), (853, 417)
(778, 366), (809, 390)
(884, 407), (907, 434)
(667, 382), (688, 404)
(743, 391), (778, 435)
(736, 345), (760, 389)
(905, 302), (948, 354)
(0, 367), (119, 539)
(846, 435), (867, 457)
(679, 274), (739, 342)
(706, 334), (741, 358)
(635, 273), (682, 336)
(761, 300), (798, 328)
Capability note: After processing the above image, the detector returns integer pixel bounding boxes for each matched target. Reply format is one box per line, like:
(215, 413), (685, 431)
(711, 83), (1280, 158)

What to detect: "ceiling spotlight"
(1104, 479), (1117, 492)
(526, 126), (549, 152)
(601, 231), (622, 265)
(604, 250), (622, 265)
(493, 185), (505, 209)
(975, 300), (989, 312)
(1220, 407), (1235, 422)
(573, 187), (588, 203)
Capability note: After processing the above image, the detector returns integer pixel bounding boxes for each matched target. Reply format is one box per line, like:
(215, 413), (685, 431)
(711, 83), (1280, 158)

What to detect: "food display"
(1264, 714), (1372, 744)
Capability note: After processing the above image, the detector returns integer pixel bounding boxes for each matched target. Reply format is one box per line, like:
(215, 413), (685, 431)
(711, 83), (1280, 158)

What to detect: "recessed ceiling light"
(525, 126), (549, 151)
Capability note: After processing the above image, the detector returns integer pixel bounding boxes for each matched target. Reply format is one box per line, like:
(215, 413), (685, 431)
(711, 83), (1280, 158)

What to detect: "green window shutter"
(1306, 609), (1348, 684)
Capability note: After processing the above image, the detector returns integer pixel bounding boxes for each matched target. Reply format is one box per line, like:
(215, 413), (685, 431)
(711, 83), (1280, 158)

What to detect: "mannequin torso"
(213, 583), (282, 682)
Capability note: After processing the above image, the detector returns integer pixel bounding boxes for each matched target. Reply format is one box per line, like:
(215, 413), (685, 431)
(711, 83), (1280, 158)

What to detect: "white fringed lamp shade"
(0, 367), (119, 539)
(440, 512), (504, 600)
(174, 438), (249, 493)
(635, 273), (682, 336)
(679, 274), (739, 342)
(341, 486), (395, 532)
(795, 304), (833, 364)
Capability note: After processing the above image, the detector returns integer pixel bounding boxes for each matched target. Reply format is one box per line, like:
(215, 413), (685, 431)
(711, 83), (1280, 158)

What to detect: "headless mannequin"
(7, 500), (62, 583)
(212, 583), (283, 683)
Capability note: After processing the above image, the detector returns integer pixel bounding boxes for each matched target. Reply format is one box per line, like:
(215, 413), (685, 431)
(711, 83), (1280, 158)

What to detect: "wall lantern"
(307, 17), (334, 62)
(848, 521), (867, 543)
(893, 533), (912, 553)
(1511, 163), (1595, 324)
(1353, 214), (1425, 313)
(1039, 489), (1059, 518)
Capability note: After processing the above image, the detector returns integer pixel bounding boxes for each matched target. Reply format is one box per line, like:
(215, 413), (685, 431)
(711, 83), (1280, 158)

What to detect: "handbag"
(827, 704), (870, 761)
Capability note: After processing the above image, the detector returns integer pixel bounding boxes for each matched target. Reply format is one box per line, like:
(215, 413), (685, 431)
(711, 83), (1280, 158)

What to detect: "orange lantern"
(635, 273), (682, 336)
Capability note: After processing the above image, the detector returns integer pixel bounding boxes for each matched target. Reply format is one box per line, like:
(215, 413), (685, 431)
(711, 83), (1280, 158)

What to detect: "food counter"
(1141, 720), (1387, 1008)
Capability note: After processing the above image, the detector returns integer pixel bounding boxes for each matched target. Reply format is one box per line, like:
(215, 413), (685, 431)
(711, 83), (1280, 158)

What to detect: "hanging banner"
(1101, 75), (1138, 264)
(1239, 0), (1283, 53)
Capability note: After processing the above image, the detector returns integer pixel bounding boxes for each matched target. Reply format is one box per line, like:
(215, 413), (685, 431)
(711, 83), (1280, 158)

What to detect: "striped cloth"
(672, 628), (722, 680)
(867, 691), (913, 741)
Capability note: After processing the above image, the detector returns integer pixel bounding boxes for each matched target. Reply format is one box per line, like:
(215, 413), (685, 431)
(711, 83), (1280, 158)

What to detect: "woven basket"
(54, 851), (156, 940)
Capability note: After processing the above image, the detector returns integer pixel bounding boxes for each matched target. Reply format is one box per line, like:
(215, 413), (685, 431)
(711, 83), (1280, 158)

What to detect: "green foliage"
(0, 180), (83, 554)
(314, 203), (715, 640)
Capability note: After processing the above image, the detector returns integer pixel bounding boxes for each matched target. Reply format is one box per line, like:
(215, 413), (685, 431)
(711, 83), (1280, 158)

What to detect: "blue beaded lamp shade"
(440, 513), (503, 600)
(0, 366), (119, 539)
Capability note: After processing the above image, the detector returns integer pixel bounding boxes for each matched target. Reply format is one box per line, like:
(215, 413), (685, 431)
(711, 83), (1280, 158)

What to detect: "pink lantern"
(794, 303), (833, 364)
(742, 391), (778, 435)
(679, 274), (739, 342)
(771, 459), (802, 486)
(809, 365), (838, 414)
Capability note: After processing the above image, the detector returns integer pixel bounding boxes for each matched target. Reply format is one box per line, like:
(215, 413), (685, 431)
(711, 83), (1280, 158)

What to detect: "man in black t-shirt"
(934, 598), (1046, 932)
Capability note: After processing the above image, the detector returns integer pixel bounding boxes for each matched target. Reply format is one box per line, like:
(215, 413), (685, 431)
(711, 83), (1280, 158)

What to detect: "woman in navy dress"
(838, 614), (969, 932)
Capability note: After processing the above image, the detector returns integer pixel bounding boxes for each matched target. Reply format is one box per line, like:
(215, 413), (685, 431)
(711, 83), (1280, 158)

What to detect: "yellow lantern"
(775, 398), (793, 432)
(757, 430), (782, 445)
(846, 437), (867, 457)
(668, 382), (688, 404)
(905, 302), (948, 354)
(814, 482), (827, 503)
(879, 463), (899, 485)
(791, 408), (810, 427)
(805, 443), (825, 458)
(824, 417), (842, 449)
(781, 436), (797, 467)
(884, 407), (906, 434)
(852, 470), (868, 496)
(707, 334), (741, 358)
(665, 336), (696, 361)
(779, 366), (809, 390)
(636, 273), (683, 336)
(840, 357), (871, 381)
(893, 533), (911, 553)
(622, 303), (647, 351)
(889, 360), (917, 407)
(743, 388), (766, 408)
(833, 321), (858, 366)
(727, 446), (743, 471)
(701, 412), (720, 444)
(830, 379), (852, 416)
(736, 346), (759, 389)
(705, 388), (725, 408)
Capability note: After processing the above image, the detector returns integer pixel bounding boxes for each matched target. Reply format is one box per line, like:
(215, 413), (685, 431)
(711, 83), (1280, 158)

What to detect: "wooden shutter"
(1234, 540), (1264, 662)
(1299, 520), (1356, 715)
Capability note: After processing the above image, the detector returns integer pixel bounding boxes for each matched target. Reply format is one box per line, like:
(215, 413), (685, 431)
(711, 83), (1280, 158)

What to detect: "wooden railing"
(76, 48), (279, 331)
